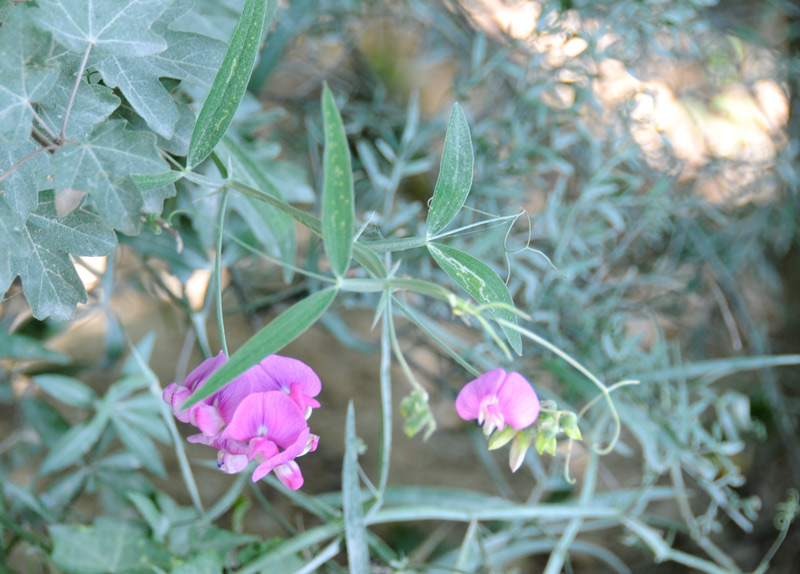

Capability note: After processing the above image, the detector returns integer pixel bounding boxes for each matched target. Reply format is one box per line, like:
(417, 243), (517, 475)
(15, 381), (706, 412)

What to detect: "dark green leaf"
(321, 85), (355, 277)
(183, 287), (337, 410)
(426, 103), (473, 236)
(187, 0), (278, 168)
(427, 242), (521, 355)
(343, 402), (370, 574)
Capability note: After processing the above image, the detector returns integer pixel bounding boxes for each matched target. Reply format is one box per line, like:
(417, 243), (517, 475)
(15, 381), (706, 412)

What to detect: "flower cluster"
(163, 352), (321, 490)
(455, 368), (541, 472)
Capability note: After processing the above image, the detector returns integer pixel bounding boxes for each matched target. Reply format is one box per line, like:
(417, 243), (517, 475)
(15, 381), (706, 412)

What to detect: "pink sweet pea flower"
(455, 369), (540, 435)
(257, 355), (322, 418)
(221, 391), (318, 489)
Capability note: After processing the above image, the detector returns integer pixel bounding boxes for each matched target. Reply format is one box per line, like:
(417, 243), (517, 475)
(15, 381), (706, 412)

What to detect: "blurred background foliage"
(3, 0), (800, 572)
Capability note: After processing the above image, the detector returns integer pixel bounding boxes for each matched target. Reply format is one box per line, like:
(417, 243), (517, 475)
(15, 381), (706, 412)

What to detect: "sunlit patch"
(72, 256), (107, 292)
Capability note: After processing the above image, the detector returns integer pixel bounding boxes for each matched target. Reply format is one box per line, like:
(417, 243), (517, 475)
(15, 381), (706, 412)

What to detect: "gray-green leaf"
(0, 5), (58, 149)
(428, 242), (522, 355)
(426, 103), (474, 236)
(51, 120), (169, 233)
(34, 0), (169, 56)
(186, 0), (278, 168)
(11, 190), (117, 321)
(321, 85), (355, 277)
(343, 402), (370, 574)
(34, 374), (97, 408)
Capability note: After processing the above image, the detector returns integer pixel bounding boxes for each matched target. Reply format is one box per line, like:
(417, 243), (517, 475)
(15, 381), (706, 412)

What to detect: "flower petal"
(183, 351), (227, 392)
(191, 403), (225, 436)
(495, 371), (540, 429)
(455, 369), (506, 421)
(221, 391), (307, 447)
(274, 461), (304, 490)
(249, 427), (310, 482)
(259, 355), (321, 397)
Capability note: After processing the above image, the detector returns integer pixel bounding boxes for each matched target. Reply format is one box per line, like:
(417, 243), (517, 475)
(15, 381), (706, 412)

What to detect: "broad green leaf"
(112, 417), (167, 478)
(49, 519), (172, 574)
(0, 5), (58, 149)
(51, 120), (169, 233)
(426, 103), (474, 236)
(187, 0), (278, 168)
(34, 374), (97, 408)
(34, 0), (169, 56)
(11, 190), (117, 320)
(0, 332), (69, 363)
(183, 287), (337, 410)
(321, 85), (355, 277)
(221, 137), (295, 281)
(428, 242), (522, 355)
(38, 48), (120, 142)
(343, 402), (370, 574)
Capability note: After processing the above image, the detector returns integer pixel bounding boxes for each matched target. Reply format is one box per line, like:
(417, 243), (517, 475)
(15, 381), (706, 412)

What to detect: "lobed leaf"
(182, 287), (337, 410)
(426, 103), (474, 236)
(321, 85), (355, 277)
(186, 0), (278, 168)
(427, 242), (522, 355)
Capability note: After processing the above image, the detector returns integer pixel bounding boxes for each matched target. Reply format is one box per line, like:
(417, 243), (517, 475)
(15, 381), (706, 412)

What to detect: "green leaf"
(0, 5), (58, 149)
(321, 85), (355, 277)
(49, 519), (172, 574)
(132, 170), (184, 192)
(171, 552), (223, 574)
(220, 137), (296, 281)
(127, 492), (169, 543)
(0, 332), (69, 363)
(38, 48), (120, 142)
(112, 417), (167, 478)
(186, 0), (279, 168)
(21, 398), (70, 448)
(51, 120), (169, 233)
(34, 0), (169, 56)
(426, 103), (474, 236)
(0, 197), (30, 292)
(39, 413), (109, 475)
(11, 190), (117, 320)
(343, 402), (370, 574)
(34, 374), (97, 408)
(0, 140), (47, 222)
(427, 242), (522, 355)
(183, 287), (337, 410)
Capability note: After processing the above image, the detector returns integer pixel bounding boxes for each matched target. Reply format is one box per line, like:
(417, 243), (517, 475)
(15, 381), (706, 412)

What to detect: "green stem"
(215, 187), (230, 357)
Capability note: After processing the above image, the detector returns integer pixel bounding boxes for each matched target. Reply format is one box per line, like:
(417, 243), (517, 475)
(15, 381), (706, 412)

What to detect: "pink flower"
(256, 355), (321, 418)
(221, 391), (318, 489)
(455, 369), (540, 435)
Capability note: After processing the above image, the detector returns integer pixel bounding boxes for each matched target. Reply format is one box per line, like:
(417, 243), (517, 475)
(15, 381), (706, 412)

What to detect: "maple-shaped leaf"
(10, 190), (117, 321)
(0, 5), (58, 149)
(0, 140), (50, 224)
(51, 120), (170, 234)
(33, 0), (170, 57)
(94, 10), (226, 139)
(37, 48), (121, 142)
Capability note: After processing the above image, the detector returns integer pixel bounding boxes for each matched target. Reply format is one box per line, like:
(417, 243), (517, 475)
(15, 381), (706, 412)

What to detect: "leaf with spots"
(428, 242), (522, 355)
(0, 4), (59, 149)
(10, 190), (117, 321)
(186, 0), (279, 168)
(321, 84), (355, 278)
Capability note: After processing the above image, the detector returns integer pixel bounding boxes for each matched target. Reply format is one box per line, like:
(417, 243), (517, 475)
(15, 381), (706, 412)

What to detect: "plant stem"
(61, 43), (92, 141)
(215, 187), (230, 357)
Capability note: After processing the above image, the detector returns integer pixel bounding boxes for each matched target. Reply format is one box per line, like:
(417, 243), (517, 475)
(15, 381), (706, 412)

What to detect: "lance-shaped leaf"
(182, 287), (337, 410)
(187, 0), (278, 168)
(0, 5), (58, 149)
(321, 85), (355, 277)
(51, 120), (169, 233)
(34, 0), (169, 56)
(428, 242), (522, 355)
(426, 103), (473, 237)
(11, 190), (117, 321)
(343, 402), (370, 574)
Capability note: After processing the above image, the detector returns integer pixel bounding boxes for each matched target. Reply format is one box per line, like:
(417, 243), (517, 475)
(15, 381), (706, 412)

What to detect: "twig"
(0, 145), (58, 185)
